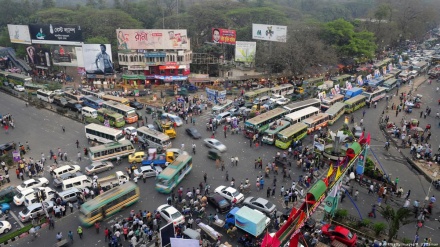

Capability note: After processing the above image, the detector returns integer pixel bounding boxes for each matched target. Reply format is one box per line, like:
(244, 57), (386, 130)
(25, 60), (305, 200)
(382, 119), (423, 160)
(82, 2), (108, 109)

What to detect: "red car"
(321, 224), (357, 247)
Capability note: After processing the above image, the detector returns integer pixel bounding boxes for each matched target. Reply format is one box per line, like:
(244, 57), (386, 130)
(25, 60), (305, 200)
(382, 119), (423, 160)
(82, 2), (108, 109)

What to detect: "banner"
(252, 24), (287, 42)
(116, 29), (189, 50)
(235, 41), (256, 63)
(7, 24), (31, 44)
(324, 180), (341, 217)
(206, 88), (226, 104)
(356, 145), (368, 175)
(82, 44), (114, 75)
(27, 46), (51, 67)
(29, 24), (83, 45)
(51, 45), (79, 67)
(211, 28), (236, 44)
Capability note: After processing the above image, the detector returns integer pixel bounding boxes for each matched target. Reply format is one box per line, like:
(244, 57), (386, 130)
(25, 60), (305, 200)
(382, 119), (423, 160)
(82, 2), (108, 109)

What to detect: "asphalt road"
(0, 76), (438, 246)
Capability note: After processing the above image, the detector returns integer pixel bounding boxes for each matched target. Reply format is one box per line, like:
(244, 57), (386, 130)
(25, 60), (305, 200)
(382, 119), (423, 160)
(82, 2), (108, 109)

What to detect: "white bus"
(36, 89), (54, 103)
(283, 99), (321, 114)
(361, 86), (387, 104)
(284, 106), (320, 124)
(212, 100), (234, 116)
(271, 84), (294, 96)
(88, 140), (135, 162)
(137, 126), (172, 151)
(79, 88), (105, 99)
(85, 123), (125, 143)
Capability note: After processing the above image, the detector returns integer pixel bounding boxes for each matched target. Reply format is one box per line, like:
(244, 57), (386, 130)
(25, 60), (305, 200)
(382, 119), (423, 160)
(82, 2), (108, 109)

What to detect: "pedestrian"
(68, 230), (74, 243)
(414, 234), (419, 244)
(266, 187), (271, 198)
(225, 170), (229, 181)
(53, 155), (58, 165)
(95, 221), (100, 234)
(235, 156), (239, 166)
(77, 152), (81, 162)
(56, 232), (63, 242)
(68, 201), (73, 213)
(76, 140), (79, 148)
(354, 190), (359, 201)
(363, 110), (366, 117)
(405, 189), (411, 200)
(204, 173), (207, 183)
(62, 126), (65, 133)
(49, 216), (55, 229)
(370, 204), (376, 218)
(63, 152), (68, 161)
(77, 226), (83, 239)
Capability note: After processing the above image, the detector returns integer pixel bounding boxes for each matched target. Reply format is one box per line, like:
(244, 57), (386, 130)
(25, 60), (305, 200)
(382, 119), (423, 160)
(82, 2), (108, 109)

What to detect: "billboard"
(82, 44), (114, 75)
(252, 24), (287, 42)
(29, 24), (83, 45)
(51, 45), (80, 67)
(212, 28), (236, 44)
(7, 24), (31, 44)
(26, 45), (51, 68)
(116, 29), (189, 50)
(235, 41), (256, 63)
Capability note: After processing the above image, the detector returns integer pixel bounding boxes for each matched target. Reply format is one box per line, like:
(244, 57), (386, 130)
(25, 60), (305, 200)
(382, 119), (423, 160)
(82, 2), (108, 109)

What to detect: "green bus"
(155, 154), (192, 194)
(7, 73), (33, 85)
(275, 122), (308, 149)
(79, 182), (139, 227)
(244, 88), (271, 105)
(344, 95), (366, 114)
(262, 120), (291, 145)
(326, 102), (346, 125)
(244, 108), (287, 138)
(88, 139), (135, 162)
(331, 74), (352, 86)
(97, 108), (125, 128)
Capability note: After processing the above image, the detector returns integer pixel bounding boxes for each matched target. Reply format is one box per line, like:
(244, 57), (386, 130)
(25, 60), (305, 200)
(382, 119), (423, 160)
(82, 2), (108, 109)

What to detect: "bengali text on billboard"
(235, 41), (256, 63)
(51, 45), (80, 67)
(211, 28), (236, 44)
(29, 24), (83, 45)
(7, 24), (31, 44)
(82, 44), (114, 75)
(252, 24), (287, 42)
(116, 29), (189, 50)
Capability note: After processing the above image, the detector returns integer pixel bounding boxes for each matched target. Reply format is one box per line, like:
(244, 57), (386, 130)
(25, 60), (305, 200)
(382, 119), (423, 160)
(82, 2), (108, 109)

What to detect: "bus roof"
(246, 108), (287, 125)
(85, 123), (122, 135)
(80, 182), (138, 213)
(83, 95), (104, 102)
(102, 95), (129, 101)
(263, 120), (290, 134)
(137, 126), (170, 140)
(89, 139), (132, 153)
(168, 154), (191, 168)
(344, 95), (366, 104)
(7, 73), (32, 81)
(97, 108), (123, 117)
(362, 86), (387, 94)
(321, 94), (344, 103)
(332, 74), (351, 81)
(284, 106), (319, 121)
(278, 122), (307, 137)
(244, 87), (271, 96)
(302, 113), (329, 124)
(283, 99), (320, 111)
(383, 78), (397, 86)
(158, 154), (191, 179)
(103, 100), (135, 111)
(325, 102), (346, 116)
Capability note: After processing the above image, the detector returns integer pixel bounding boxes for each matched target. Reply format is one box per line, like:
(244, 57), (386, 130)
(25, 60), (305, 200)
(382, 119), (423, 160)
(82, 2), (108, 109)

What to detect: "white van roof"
(82, 106), (97, 112)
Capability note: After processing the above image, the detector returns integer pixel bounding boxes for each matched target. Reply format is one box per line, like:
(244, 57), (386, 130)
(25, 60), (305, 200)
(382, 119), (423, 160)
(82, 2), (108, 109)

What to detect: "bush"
(56, 108), (68, 114)
(0, 224), (33, 244)
(358, 219), (371, 227)
(335, 209), (348, 219)
(373, 222), (386, 236)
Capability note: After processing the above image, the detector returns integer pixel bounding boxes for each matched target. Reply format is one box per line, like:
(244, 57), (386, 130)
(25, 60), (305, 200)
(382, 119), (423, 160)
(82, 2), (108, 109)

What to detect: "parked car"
(85, 161), (114, 175)
(0, 142), (15, 153)
(214, 186), (244, 203)
(0, 221), (11, 234)
(18, 201), (55, 222)
(275, 98), (290, 106)
(13, 85), (25, 92)
(203, 138), (227, 152)
(207, 194), (231, 213)
(0, 203), (10, 214)
(243, 197), (276, 215)
(53, 89), (64, 96)
(16, 178), (49, 192)
(353, 126), (363, 138)
(321, 224), (357, 247)
(124, 126), (137, 136)
(185, 127), (201, 139)
(157, 204), (185, 226)
(133, 165), (161, 178)
(129, 101), (144, 110)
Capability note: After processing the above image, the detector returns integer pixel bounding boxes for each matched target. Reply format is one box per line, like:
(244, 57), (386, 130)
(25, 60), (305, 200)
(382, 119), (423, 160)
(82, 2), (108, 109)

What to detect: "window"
(160, 70), (165, 74)
(73, 181), (82, 187)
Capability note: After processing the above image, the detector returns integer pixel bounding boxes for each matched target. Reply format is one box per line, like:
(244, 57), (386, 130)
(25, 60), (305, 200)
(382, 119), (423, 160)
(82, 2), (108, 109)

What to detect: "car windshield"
(218, 199), (229, 207)
(231, 190), (240, 197)
(265, 201), (274, 208)
(171, 211), (182, 219)
(86, 166), (93, 170)
(213, 141), (220, 146)
(20, 183), (27, 188)
(21, 208), (30, 214)
(347, 231), (353, 239)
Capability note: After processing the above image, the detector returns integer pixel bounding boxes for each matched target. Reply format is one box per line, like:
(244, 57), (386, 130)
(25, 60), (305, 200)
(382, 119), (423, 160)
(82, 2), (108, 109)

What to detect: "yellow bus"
(79, 182), (139, 227)
(102, 95), (130, 106)
(344, 95), (366, 114)
(244, 88), (271, 105)
(325, 102), (346, 125)
(320, 94), (344, 111)
(275, 122), (308, 149)
(302, 113), (329, 134)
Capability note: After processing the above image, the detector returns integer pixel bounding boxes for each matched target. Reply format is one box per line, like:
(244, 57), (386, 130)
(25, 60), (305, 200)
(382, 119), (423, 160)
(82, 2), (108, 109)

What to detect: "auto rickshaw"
(207, 149), (222, 161)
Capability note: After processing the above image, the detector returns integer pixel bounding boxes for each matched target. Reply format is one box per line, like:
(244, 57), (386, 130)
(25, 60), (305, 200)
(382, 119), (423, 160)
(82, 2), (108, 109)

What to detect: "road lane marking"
(10, 211), (24, 228)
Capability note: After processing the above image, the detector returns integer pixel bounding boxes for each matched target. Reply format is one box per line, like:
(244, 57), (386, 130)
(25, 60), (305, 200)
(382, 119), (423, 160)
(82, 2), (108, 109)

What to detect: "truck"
(154, 119), (176, 138)
(134, 148), (175, 167)
(97, 171), (129, 189)
(224, 206), (270, 237)
(343, 87), (363, 100)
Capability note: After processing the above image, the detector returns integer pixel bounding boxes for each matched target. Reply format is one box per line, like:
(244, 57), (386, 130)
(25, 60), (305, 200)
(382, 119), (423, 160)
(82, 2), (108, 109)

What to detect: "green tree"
(379, 205), (413, 242)
(42, 0), (55, 8)
(86, 36), (110, 44)
(31, 8), (77, 24)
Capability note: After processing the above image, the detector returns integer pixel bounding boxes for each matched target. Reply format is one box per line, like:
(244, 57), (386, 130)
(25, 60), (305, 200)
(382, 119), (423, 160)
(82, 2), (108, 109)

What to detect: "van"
(182, 228), (201, 240)
(52, 165), (81, 179)
(56, 188), (82, 203)
(161, 113), (183, 126)
(82, 107), (98, 119)
(252, 96), (270, 105)
(13, 188), (37, 206)
(24, 187), (56, 206)
(0, 186), (17, 204)
(61, 175), (92, 191)
(215, 112), (231, 124)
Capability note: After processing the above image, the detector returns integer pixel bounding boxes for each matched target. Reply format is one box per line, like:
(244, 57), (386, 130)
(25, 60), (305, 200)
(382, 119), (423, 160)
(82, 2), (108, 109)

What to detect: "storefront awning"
(122, 74), (146, 80)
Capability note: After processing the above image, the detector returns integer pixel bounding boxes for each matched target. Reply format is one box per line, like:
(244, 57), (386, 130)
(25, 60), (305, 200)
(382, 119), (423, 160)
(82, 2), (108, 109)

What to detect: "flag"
(326, 164), (334, 178)
(366, 133), (371, 145)
(324, 180), (342, 216)
(335, 166), (342, 180)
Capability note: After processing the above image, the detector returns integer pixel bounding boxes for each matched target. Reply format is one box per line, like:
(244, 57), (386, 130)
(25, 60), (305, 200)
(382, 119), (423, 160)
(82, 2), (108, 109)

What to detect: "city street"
(0, 74), (439, 246)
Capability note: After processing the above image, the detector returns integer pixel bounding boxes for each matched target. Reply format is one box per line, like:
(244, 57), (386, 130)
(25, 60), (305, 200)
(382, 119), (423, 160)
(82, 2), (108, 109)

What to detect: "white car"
(124, 127), (137, 136)
(14, 85), (25, 92)
(203, 138), (227, 152)
(157, 204), (185, 226)
(133, 165), (161, 178)
(275, 98), (290, 106)
(53, 89), (64, 95)
(0, 221), (11, 234)
(214, 186), (244, 203)
(13, 188), (38, 206)
(269, 95), (284, 103)
(16, 178), (49, 192)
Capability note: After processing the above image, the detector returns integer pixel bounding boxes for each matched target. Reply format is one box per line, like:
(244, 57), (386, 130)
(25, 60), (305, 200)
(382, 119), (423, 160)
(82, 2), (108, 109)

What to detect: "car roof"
(210, 194), (226, 201)
(162, 205), (178, 213)
(224, 187), (236, 192)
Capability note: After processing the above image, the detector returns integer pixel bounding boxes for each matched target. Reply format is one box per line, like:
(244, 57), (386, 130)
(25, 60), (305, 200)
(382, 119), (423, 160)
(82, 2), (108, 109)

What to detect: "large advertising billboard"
(26, 45), (51, 68)
(82, 44), (114, 75)
(252, 24), (287, 42)
(29, 24), (83, 45)
(235, 41), (256, 63)
(211, 28), (236, 44)
(7, 24), (31, 44)
(51, 45), (80, 67)
(116, 29), (189, 50)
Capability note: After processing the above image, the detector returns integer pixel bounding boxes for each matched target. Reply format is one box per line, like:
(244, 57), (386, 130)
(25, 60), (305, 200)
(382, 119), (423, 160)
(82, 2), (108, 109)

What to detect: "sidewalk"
(381, 74), (439, 181)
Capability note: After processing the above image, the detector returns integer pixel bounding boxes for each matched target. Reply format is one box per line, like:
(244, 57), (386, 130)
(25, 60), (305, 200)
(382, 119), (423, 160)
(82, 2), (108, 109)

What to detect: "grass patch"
(0, 224), (33, 244)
